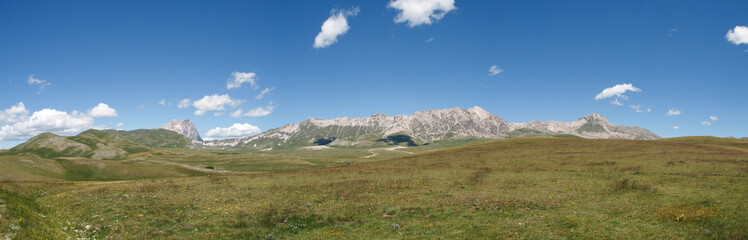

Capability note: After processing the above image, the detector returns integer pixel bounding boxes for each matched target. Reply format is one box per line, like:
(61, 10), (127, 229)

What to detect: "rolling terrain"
(1, 137), (746, 239)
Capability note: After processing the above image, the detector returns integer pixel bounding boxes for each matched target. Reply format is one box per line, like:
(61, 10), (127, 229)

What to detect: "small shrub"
(611, 178), (654, 193)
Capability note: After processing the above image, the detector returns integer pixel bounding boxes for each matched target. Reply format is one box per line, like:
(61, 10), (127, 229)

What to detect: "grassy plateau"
(0, 137), (746, 239)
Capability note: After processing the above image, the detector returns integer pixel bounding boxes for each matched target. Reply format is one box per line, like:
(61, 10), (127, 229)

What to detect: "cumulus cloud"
(87, 103), (118, 118)
(610, 99), (623, 106)
(0, 102), (29, 124)
(192, 94), (245, 116)
(726, 25), (748, 45)
(701, 121), (711, 126)
(594, 83), (642, 101)
(27, 75), (52, 93)
(116, 122), (124, 127)
(313, 7), (359, 49)
(227, 71), (259, 90)
(666, 109), (681, 116)
(205, 123), (262, 138)
(0, 108), (93, 141)
(255, 87), (274, 100)
(630, 105), (643, 112)
(709, 115), (718, 121)
(388, 0), (456, 27)
(230, 102), (276, 118)
(673, 126), (679, 130)
(159, 99), (167, 106)
(178, 98), (192, 108)
(488, 65), (503, 76)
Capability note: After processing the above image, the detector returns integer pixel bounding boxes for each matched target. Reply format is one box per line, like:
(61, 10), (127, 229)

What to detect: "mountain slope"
(104, 129), (194, 149)
(9, 133), (93, 158)
(10, 130), (152, 160)
(202, 107), (659, 149)
(161, 119), (203, 142)
(508, 113), (660, 140)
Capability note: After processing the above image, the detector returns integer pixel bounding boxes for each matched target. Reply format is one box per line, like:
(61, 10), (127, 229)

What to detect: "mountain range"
(5, 106), (661, 156)
(200, 106), (660, 149)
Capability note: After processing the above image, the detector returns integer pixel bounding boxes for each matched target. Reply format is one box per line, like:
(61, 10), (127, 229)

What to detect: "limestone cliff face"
(161, 119), (203, 142)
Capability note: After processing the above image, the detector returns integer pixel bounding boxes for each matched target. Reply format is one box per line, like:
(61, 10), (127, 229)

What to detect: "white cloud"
(255, 87), (274, 100)
(647, 108), (652, 113)
(87, 103), (118, 118)
(425, 37), (434, 43)
(0, 102), (29, 124)
(230, 103), (276, 118)
(159, 99), (166, 106)
(388, 0), (456, 27)
(488, 65), (503, 76)
(594, 83), (642, 101)
(227, 71), (259, 90)
(313, 7), (359, 49)
(630, 105), (642, 112)
(610, 99), (623, 106)
(192, 94), (245, 116)
(667, 28), (678, 36)
(666, 109), (681, 116)
(709, 115), (718, 121)
(116, 122), (124, 127)
(178, 98), (192, 108)
(205, 123), (262, 138)
(701, 121), (711, 126)
(27, 75), (52, 93)
(673, 126), (679, 130)
(726, 25), (748, 45)
(0, 108), (93, 141)
(135, 105), (145, 110)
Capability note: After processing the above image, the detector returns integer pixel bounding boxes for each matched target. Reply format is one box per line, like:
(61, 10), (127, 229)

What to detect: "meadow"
(0, 137), (746, 239)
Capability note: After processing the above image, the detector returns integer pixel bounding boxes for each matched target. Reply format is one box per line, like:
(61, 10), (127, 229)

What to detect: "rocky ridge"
(201, 106), (660, 149)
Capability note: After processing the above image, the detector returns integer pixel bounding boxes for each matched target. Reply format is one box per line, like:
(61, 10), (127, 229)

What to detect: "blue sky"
(1, 0), (747, 148)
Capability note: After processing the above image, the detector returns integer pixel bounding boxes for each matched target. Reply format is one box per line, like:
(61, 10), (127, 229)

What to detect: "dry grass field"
(1, 137), (746, 239)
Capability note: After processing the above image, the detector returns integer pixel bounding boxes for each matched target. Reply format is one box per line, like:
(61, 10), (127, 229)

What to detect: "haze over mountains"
(201, 106), (660, 149)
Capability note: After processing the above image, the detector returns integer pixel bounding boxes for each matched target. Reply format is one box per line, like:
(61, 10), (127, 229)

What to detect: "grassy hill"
(0, 137), (745, 239)
(104, 129), (194, 149)
(8, 130), (152, 160)
(660, 136), (748, 152)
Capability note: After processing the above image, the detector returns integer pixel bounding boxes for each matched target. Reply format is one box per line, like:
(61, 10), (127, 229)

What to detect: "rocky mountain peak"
(580, 113), (613, 126)
(161, 119), (203, 142)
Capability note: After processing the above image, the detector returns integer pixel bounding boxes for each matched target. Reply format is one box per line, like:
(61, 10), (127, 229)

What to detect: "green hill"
(8, 129), (194, 161)
(660, 136), (748, 152)
(10, 130), (152, 160)
(9, 132), (94, 158)
(104, 129), (194, 149)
